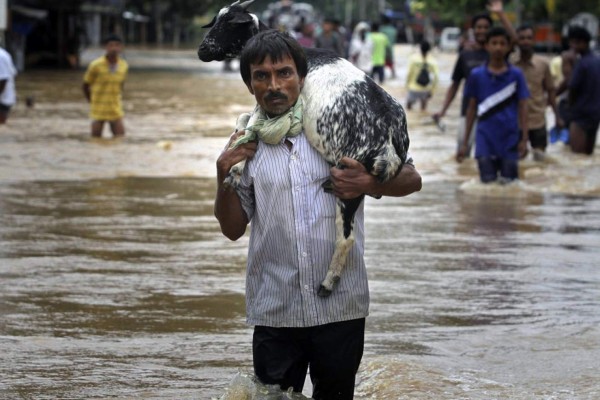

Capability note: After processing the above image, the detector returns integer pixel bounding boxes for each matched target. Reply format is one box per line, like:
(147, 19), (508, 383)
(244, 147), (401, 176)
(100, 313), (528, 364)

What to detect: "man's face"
(247, 54), (304, 117)
(486, 35), (510, 60)
(517, 28), (534, 53)
(474, 18), (491, 45)
(105, 40), (123, 57)
(569, 38), (588, 54)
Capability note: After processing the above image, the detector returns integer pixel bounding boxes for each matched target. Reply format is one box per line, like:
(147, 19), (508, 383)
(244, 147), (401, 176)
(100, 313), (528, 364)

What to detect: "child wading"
(457, 27), (530, 183)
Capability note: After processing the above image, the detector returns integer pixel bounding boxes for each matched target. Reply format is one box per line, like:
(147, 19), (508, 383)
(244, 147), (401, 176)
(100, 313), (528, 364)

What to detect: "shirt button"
(296, 186), (300, 192)
(302, 252), (307, 257)
(304, 285), (309, 290)
(290, 155), (297, 161)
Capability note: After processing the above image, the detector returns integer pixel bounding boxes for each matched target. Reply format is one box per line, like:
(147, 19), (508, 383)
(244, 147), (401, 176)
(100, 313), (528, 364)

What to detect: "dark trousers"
(253, 318), (365, 399)
(477, 156), (518, 183)
(371, 66), (385, 84)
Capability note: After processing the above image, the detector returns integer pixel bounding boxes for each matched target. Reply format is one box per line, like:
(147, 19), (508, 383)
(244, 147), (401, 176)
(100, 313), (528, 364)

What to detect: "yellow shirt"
(406, 53), (439, 92)
(549, 55), (563, 88)
(84, 56), (128, 121)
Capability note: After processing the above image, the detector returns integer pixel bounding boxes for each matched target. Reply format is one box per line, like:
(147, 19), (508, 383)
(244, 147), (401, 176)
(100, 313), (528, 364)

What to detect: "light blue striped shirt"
(236, 132), (369, 328)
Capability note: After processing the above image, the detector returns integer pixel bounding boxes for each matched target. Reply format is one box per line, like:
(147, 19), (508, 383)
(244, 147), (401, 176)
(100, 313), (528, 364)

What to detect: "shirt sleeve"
(235, 163), (255, 222)
(516, 70), (530, 100)
(463, 70), (477, 101)
(83, 62), (97, 84)
(0, 56), (10, 80)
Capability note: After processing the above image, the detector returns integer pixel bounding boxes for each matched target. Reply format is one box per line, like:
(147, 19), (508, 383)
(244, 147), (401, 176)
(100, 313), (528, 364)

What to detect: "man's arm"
(433, 80), (460, 120)
(329, 157), (421, 199)
(82, 82), (91, 102)
(0, 80), (6, 96)
(214, 131), (257, 241)
(556, 50), (575, 96)
(544, 65), (563, 128)
(518, 98), (529, 158)
(457, 97), (477, 162)
(488, 0), (518, 45)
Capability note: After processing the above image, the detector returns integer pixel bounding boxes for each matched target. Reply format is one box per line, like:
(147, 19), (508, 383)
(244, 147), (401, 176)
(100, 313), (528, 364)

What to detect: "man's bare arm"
(214, 131), (257, 241)
(329, 157), (422, 199)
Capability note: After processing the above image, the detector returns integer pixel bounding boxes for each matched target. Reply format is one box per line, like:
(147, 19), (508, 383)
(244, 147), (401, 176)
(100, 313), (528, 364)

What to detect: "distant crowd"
(274, 0), (600, 184)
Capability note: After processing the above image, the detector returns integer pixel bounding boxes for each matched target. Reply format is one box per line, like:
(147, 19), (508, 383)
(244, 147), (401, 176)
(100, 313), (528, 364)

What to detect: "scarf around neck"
(231, 99), (303, 148)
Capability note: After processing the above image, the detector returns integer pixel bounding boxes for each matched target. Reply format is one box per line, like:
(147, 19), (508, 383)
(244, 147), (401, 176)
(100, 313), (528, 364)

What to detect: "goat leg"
(318, 196), (364, 297)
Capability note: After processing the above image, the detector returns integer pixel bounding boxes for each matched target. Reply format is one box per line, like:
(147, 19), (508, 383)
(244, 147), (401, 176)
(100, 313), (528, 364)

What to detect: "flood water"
(1, 47), (599, 399)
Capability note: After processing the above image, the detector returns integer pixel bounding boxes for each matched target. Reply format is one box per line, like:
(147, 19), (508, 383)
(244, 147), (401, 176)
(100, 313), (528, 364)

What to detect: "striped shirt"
(83, 56), (128, 121)
(236, 132), (369, 328)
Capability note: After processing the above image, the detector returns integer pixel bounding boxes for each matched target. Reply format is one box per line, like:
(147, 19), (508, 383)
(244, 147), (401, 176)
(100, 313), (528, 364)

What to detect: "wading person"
(405, 40), (438, 112)
(457, 27), (530, 183)
(0, 45), (17, 124)
(369, 22), (389, 84)
(214, 30), (421, 399)
(82, 34), (129, 138)
(565, 26), (600, 155)
(512, 24), (562, 160)
(433, 0), (515, 159)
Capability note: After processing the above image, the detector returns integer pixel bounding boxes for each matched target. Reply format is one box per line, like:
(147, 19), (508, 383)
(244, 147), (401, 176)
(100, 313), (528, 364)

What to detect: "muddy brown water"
(1, 47), (599, 399)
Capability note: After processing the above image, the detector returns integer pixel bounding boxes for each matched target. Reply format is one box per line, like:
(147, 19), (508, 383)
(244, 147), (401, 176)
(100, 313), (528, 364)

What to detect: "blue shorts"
(477, 157), (518, 183)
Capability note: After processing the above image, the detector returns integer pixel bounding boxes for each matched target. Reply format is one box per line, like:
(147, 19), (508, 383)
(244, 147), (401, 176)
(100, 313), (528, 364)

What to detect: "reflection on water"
(1, 47), (600, 399)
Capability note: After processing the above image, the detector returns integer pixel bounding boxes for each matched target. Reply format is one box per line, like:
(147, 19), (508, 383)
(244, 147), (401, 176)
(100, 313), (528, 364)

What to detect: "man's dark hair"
(240, 30), (308, 86)
(371, 22), (380, 32)
(471, 13), (493, 28)
(568, 25), (592, 43)
(103, 34), (123, 45)
(486, 26), (511, 43)
(516, 24), (534, 34)
(420, 40), (431, 55)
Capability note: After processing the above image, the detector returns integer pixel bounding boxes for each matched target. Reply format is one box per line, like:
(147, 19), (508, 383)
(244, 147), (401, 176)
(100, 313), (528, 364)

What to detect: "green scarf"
(231, 99), (303, 148)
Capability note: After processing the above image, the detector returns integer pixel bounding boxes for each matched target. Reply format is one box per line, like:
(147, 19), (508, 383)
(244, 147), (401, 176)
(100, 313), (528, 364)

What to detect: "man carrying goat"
(214, 30), (421, 399)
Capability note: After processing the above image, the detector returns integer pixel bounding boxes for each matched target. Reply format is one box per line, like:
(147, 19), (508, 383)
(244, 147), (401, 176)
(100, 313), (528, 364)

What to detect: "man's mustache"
(265, 92), (288, 102)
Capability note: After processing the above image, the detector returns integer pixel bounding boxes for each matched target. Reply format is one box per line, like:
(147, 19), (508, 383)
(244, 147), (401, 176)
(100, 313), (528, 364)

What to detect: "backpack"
(416, 63), (430, 86)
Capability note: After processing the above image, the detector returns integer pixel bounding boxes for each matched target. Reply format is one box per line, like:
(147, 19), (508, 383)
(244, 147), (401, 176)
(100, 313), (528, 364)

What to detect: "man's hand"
(518, 138), (529, 159)
(329, 157), (375, 199)
(487, 0), (504, 13)
(216, 130), (257, 180)
(456, 143), (468, 163)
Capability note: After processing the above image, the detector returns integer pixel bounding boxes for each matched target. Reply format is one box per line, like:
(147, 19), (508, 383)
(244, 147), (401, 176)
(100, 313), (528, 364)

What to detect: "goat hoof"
(317, 276), (340, 297)
(321, 179), (333, 193)
(317, 285), (332, 297)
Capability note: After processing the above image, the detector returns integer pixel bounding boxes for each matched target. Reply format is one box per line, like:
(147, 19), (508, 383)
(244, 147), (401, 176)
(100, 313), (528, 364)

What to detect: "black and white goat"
(199, 0), (410, 297)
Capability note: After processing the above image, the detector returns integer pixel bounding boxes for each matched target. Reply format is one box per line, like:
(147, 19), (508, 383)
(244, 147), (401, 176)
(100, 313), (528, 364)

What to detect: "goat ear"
(230, 12), (253, 24)
(201, 16), (216, 28)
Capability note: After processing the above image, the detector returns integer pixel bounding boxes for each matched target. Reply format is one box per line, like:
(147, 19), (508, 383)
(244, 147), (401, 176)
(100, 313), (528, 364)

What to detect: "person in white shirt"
(214, 30), (421, 399)
(348, 22), (373, 74)
(0, 47), (17, 124)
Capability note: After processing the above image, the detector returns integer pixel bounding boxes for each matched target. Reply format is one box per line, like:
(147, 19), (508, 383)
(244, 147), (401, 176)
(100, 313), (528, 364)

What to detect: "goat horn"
(239, 0), (255, 9)
(231, 0), (241, 6)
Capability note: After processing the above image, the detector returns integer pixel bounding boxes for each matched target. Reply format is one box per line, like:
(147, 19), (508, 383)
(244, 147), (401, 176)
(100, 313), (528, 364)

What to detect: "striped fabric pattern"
(236, 133), (370, 328)
(477, 81), (517, 120)
(83, 56), (128, 121)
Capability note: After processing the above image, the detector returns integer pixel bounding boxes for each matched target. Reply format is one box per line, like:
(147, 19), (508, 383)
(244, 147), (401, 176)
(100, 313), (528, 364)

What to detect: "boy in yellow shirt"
(83, 34), (129, 138)
(406, 40), (439, 111)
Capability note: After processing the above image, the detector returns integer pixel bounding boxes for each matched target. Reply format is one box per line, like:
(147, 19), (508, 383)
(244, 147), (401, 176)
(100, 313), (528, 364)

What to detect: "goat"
(199, 0), (409, 297)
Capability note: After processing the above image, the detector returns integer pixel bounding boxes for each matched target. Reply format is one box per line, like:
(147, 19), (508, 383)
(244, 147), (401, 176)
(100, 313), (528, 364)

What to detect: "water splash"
(217, 371), (311, 400)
